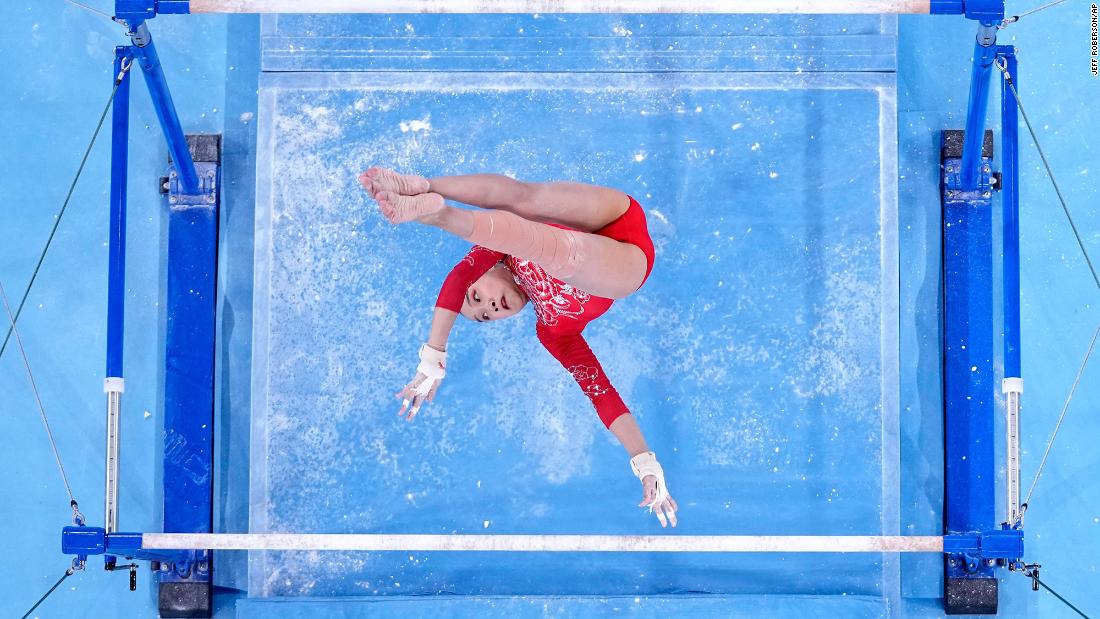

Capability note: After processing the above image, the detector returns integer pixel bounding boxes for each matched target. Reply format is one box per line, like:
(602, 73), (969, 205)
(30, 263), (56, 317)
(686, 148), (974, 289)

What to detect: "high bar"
(189, 1), (933, 14)
(144, 533), (944, 553)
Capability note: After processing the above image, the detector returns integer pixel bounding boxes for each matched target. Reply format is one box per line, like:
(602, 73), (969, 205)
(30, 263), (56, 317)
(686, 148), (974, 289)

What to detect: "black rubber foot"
(158, 581), (212, 618)
(168, 134), (222, 164)
(945, 577), (999, 615)
(941, 129), (994, 160)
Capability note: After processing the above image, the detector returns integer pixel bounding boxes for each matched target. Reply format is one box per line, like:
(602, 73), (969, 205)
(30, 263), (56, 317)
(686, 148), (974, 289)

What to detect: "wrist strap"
(630, 451), (662, 481)
(417, 343), (447, 379)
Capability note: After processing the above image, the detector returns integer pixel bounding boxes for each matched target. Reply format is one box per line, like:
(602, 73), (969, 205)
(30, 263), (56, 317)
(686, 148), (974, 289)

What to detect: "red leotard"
(435, 197), (655, 429)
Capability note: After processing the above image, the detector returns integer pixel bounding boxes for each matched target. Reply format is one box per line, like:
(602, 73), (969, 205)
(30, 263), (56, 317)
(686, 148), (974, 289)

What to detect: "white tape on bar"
(144, 533), (944, 553)
(1002, 377), (1023, 394)
(190, 0), (931, 14)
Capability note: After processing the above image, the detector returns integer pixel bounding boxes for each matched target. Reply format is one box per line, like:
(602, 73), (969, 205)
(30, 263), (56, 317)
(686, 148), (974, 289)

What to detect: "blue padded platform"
(235, 594), (889, 618)
(249, 14), (899, 614)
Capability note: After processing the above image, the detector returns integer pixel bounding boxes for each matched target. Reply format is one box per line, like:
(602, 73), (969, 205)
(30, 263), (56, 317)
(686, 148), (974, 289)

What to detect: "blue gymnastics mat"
(247, 13), (900, 615)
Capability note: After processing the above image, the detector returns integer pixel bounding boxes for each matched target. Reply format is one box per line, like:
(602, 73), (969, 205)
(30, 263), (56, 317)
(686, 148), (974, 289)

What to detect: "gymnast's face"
(461, 265), (528, 323)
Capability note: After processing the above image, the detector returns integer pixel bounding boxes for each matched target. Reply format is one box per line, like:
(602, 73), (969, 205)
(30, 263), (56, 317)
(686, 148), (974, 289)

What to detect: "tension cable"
(19, 567), (76, 619)
(0, 58), (133, 364)
(999, 0), (1069, 27)
(1017, 565), (1093, 619)
(0, 280), (85, 526)
(996, 58), (1100, 292)
(61, 0), (117, 22)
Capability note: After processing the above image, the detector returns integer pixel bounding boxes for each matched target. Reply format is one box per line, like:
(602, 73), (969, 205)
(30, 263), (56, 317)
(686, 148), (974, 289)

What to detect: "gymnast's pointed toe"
(364, 166), (430, 197)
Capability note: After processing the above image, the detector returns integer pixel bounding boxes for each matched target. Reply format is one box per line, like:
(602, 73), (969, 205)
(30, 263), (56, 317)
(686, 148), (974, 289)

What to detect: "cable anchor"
(70, 500), (85, 527)
(1013, 501), (1029, 528)
(1011, 561), (1043, 591)
(993, 55), (1013, 84)
(116, 57), (133, 85)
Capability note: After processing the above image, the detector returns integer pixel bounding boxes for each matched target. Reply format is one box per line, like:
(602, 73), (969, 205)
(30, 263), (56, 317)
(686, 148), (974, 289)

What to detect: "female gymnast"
(360, 168), (678, 528)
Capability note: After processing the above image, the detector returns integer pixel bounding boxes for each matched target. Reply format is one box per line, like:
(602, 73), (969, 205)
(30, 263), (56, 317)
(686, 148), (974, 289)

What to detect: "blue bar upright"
(999, 47), (1021, 377)
(107, 47), (133, 379)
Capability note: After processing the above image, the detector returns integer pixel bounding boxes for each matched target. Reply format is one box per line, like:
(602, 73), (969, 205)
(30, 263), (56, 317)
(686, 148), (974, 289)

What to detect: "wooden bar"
(146, 533), (945, 553)
(191, 0), (931, 14)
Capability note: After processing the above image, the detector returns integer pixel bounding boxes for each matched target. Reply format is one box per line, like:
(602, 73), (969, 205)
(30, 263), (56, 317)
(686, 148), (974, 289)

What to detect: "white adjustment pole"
(1002, 377), (1023, 524)
(104, 377), (125, 534)
(144, 533), (945, 553)
(190, 0), (933, 14)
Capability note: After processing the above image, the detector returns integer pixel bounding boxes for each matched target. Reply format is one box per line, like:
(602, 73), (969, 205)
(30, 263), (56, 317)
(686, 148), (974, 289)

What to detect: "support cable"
(0, 280), (85, 526)
(999, 0), (1069, 27)
(61, 0), (116, 21)
(996, 58), (1100, 292)
(19, 568), (75, 619)
(0, 58), (133, 364)
(1017, 319), (1100, 524)
(1020, 566), (1093, 619)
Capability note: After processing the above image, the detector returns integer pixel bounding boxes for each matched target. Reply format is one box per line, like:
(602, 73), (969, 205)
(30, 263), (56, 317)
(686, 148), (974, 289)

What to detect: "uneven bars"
(145, 533), (944, 553)
(189, 1), (933, 14)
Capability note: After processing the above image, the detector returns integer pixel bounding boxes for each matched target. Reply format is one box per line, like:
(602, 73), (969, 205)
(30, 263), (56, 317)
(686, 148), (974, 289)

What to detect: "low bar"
(189, 0), (936, 14)
(144, 533), (945, 553)
(999, 46), (1023, 526)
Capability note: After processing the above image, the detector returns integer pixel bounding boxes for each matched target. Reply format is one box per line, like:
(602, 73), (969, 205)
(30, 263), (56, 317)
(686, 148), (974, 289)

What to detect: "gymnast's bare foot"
(359, 167), (430, 199)
(377, 190), (445, 224)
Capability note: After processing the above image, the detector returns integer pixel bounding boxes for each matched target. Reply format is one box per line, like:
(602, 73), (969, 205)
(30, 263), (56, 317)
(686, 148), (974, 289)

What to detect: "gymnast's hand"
(631, 451), (679, 528)
(640, 475), (679, 528)
(396, 343), (447, 421)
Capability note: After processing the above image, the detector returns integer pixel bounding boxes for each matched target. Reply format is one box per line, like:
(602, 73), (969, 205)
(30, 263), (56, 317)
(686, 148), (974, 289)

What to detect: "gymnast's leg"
(371, 189), (647, 300)
(361, 168), (629, 233)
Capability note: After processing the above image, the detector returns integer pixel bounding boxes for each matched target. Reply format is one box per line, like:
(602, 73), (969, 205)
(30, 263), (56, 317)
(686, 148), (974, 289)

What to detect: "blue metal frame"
(960, 25), (1001, 190)
(102, 46), (133, 571)
(63, 527), (192, 565)
(944, 529), (1024, 560)
(941, 39), (1026, 606)
(128, 22), (201, 195)
(119, 21), (218, 594)
(930, 0), (1005, 20)
(999, 46), (1021, 378)
(115, 0), (189, 22)
(59, 19), (220, 607)
(107, 47), (132, 380)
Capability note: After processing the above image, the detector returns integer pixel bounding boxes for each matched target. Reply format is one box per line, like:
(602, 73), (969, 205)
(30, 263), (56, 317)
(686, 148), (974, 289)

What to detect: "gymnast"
(359, 168), (678, 528)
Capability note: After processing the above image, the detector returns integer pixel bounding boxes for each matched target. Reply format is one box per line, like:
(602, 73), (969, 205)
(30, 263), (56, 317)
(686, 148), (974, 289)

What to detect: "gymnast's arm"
(535, 324), (679, 527)
(428, 246), (506, 350)
(535, 324), (631, 431)
(425, 307), (459, 353)
(395, 246), (505, 420)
